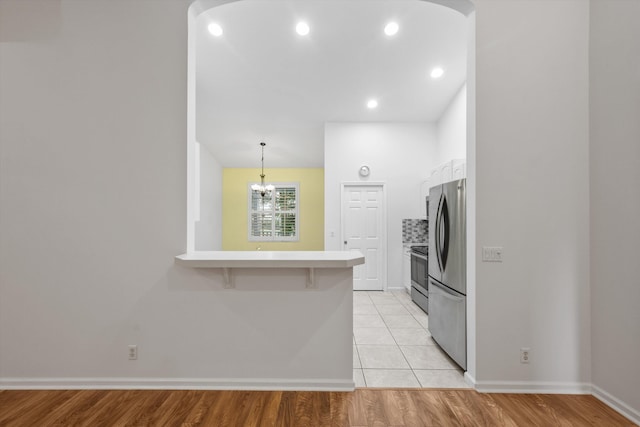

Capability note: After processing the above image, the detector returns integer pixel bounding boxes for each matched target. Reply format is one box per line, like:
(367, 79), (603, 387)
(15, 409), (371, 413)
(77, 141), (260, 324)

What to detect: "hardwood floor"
(0, 389), (634, 426)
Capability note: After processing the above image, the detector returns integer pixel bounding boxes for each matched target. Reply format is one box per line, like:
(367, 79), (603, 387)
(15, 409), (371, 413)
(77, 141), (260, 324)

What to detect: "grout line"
(353, 341), (366, 387)
(372, 291), (420, 382)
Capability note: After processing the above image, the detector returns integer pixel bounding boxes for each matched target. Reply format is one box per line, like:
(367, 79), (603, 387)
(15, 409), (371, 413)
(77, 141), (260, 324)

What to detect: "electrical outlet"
(128, 345), (138, 360)
(520, 347), (530, 364)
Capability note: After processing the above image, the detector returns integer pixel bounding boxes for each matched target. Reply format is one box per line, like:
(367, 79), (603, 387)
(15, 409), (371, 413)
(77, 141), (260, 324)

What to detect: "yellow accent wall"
(222, 168), (324, 251)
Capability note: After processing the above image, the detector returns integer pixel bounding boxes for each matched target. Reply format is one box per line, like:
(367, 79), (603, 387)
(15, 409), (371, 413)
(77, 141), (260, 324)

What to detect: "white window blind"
(248, 183), (299, 241)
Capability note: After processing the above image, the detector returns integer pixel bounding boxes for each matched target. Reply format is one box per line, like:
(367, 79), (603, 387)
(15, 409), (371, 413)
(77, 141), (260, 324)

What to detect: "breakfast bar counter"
(174, 250), (364, 391)
(175, 250), (364, 268)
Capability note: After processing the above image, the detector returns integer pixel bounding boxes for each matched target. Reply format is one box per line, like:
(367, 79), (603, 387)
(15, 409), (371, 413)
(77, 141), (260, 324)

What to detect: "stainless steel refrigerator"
(428, 178), (466, 370)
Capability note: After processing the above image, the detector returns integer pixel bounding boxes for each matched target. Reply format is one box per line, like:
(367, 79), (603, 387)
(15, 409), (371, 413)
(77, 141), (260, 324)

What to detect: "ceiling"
(195, 0), (468, 167)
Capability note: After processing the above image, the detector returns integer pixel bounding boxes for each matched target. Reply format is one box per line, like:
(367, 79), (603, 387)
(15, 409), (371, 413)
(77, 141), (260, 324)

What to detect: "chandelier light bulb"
(253, 142), (274, 197)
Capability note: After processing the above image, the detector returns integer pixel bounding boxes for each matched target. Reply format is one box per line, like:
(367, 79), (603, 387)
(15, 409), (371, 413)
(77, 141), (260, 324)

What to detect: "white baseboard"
(592, 384), (640, 426)
(463, 378), (639, 424)
(463, 371), (476, 388)
(0, 377), (355, 392)
(474, 380), (592, 394)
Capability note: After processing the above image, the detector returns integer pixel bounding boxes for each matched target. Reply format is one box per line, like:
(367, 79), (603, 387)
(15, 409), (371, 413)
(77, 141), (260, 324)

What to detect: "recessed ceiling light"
(296, 22), (310, 36)
(384, 22), (399, 36)
(367, 99), (378, 109)
(208, 23), (223, 37)
(430, 67), (445, 79)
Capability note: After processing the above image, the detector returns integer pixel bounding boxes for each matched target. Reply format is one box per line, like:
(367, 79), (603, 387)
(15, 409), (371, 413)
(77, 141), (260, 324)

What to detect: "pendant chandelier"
(251, 141), (275, 197)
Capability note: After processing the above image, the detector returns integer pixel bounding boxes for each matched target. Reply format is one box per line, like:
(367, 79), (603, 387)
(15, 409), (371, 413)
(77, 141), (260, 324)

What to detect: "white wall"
(0, 0), (187, 381)
(436, 83), (467, 164)
(0, 0), (638, 419)
(195, 144), (222, 251)
(589, 0), (640, 419)
(0, 0), (353, 389)
(474, 0), (591, 391)
(324, 123), (438, 288)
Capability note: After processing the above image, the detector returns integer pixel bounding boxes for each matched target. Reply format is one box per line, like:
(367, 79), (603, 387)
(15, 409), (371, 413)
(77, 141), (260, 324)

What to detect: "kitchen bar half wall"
(174, 250), (364, 390)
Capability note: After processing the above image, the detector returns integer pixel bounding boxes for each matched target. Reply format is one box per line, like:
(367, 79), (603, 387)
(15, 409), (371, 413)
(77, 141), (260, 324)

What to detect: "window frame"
(247, 182), (300, 242)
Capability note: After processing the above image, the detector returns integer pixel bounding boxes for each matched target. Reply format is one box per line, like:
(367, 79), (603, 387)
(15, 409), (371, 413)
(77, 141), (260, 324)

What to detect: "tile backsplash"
(402, 219), (428, 244)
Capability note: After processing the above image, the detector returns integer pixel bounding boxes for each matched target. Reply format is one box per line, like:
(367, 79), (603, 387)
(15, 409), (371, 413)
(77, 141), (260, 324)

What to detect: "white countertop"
(175, 251), (365, 268)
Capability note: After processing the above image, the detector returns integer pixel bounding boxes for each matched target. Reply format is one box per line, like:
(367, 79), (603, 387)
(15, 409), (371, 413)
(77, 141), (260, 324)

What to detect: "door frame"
(340, 182), (388, 291)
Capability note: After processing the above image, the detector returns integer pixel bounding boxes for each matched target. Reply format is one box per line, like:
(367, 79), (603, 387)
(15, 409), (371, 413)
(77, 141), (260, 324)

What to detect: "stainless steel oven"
(410, 245), (429, 314)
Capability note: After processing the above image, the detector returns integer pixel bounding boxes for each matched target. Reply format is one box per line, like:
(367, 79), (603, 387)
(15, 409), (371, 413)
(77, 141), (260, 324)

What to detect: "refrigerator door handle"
(438, 194), (450, 272)
(434, 194), (443, 272)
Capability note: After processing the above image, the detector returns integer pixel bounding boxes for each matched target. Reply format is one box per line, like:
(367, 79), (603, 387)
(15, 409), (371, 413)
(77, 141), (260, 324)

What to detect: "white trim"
(341, 181), (387, 186)
(472, 380), (640, 424)
(185, 5), (198, 253)
(175, 251), (364, 269)
(0, 377), (355, 392)
(463, 371), (476, 388)
(341, 182), (388, 291)
(194, 142), (201, 222)
(189, 0), (474, 17)
(474, 380), (592, 395)
(592, 384), (640, 426)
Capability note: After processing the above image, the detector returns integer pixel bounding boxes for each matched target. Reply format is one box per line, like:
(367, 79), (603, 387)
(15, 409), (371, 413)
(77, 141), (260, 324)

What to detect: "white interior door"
(342, 184), (386, 291)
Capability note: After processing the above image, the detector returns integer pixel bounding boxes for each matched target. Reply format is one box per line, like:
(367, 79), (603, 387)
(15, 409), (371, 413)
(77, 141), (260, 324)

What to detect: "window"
(248, 183), (299, 241)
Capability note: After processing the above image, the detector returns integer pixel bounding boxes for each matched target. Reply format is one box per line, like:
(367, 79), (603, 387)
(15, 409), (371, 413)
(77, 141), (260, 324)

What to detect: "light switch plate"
(482, 246), (503, 262)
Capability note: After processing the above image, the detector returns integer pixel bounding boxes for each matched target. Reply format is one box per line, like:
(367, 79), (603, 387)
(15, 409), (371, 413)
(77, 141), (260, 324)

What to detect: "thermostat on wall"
(359, 165), (370, 177)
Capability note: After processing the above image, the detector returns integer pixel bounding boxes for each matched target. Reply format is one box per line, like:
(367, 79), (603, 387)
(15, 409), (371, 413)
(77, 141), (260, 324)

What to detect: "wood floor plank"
(537, 394), (635, 426)
(0, 391), (45, 425)
(443, 390), (511, 427)
(380, 389), (409, 426)
(487, 393), (551, 426)
(243, 391), (282, 427)
(181, 390), (222, 426)
(215, 390), (247, 426)
(197, 390), (240, 426)
(44, 390), (111, 426)
(108, 390), (171, 426)
(0, 388), (635, 426)
(358, 389), (391, 427)
(0, 390), (77, 426)
(328, 391), (351, 427)
(145, 390), (202, 427)
(235, 391), (277, 427)
(76, 390), (141, 426)
(413, 388), (461, 426)
(273, 389), (295, 427)
(455, 390), (519, 427)
(291, 391), (320, 427)
(395, 389), (434, 426)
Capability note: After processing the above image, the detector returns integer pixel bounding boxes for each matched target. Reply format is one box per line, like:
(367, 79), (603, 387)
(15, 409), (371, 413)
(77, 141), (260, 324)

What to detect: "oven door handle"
(411, 252), (428, 261)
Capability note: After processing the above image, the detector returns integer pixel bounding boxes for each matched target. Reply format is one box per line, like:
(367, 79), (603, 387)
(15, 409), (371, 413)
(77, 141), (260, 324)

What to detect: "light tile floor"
(353, 289), (470, 389)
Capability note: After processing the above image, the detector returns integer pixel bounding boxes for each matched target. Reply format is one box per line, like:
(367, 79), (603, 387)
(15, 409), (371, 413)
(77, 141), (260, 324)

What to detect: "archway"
(185, 0), (477, 386)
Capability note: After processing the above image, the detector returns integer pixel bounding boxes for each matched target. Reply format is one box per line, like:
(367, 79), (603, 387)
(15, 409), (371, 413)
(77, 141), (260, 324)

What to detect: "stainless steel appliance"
(410, 245), (429, 314)
(428, 178), (466, 370)
(425, 196), (429, 220)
